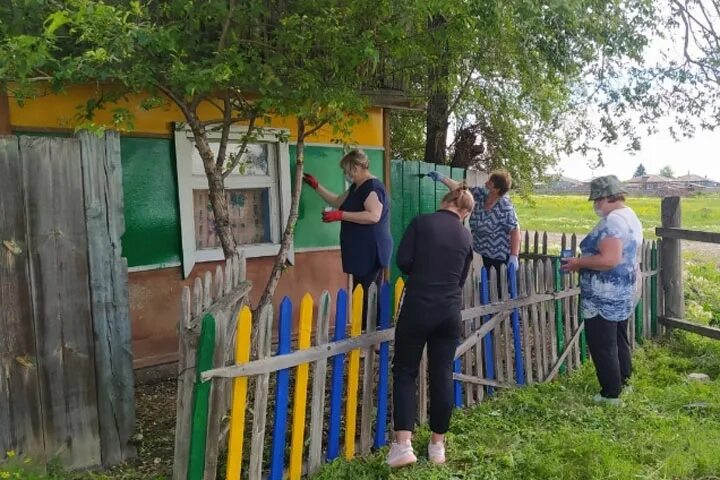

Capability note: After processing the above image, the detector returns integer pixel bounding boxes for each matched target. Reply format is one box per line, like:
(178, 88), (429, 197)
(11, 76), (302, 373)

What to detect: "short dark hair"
(489, 170), (512, 196)
(606, 193), (626, 203)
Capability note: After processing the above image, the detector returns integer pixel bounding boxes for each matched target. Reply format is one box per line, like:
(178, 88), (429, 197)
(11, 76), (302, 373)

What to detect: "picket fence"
(175, 233), (660, 480)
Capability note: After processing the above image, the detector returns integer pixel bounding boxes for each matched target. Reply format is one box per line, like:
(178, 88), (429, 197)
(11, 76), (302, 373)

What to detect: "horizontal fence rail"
(178, 234), (659, 480)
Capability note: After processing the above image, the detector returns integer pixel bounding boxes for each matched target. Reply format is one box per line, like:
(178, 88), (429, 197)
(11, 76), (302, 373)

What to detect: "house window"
(174, 126), (293, 278)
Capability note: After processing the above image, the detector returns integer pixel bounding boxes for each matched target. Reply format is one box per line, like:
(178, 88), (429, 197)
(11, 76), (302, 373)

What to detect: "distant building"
(674, 174), (720, 188)
(625, 174), (672, 191)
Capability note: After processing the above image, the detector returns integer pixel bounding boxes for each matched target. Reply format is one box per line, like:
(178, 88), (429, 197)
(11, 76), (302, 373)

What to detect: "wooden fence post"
(660, 197), (684, 323)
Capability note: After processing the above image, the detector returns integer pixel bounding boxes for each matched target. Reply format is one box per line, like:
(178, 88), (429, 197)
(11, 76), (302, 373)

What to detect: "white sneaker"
(386, 440), (417, 468)
(428, 441), (446, 465)
(593, 393), (622, 406)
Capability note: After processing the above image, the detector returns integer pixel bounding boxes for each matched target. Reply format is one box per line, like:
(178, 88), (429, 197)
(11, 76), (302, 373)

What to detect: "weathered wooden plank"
(488, 268), (504, 384)
(659, 198), (685, 321)
(500, 265), (514, 384)
(660, 317), (720, 340)
(545, 260), (559, 367)
(173, 287), (195, 480)
(655, 227), (720, 244)
(461, 275), (475, 405)
(460, 288), (580, 319)
(308, 292), (331, 475)
(543, 323), (585, 383)
(203, 311), (230, 480)
(453, 373), (515, 390)
(472, 276), (484, 403)
(79, 131), (135, 466)
(248, 305), (273, 480)
(360, 284), (377, 455)
(22, 136), (101, 468)
(521, 263), (533, 384)
(536, 261), (549, 378)
(214, 265), (224, 301)
(0, 136), (44, 460)
(193, 278), (203, 319)
(224, 258), (233, 295)
(203, 271), (213, 310)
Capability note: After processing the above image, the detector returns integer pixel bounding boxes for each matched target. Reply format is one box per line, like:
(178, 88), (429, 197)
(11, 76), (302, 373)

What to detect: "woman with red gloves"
(303, 149), (392, 328)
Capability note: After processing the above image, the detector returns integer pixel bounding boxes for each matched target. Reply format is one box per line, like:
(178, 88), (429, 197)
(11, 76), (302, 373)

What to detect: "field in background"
(513, 193), (720, 236)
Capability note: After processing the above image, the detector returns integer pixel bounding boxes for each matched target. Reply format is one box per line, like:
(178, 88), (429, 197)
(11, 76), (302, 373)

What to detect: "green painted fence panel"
(418, 162), (436, 215)
(187, 314), (216, 480)
(120, 137), (183, 268)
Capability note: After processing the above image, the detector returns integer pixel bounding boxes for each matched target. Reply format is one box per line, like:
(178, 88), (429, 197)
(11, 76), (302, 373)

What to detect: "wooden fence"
(0, 133), (134, 469)
(174, 233), (659, 480)
(656, 196), (720, 340)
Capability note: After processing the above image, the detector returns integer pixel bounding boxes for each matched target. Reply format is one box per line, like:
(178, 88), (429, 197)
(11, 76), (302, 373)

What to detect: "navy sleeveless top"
(339, 178), (393, 276)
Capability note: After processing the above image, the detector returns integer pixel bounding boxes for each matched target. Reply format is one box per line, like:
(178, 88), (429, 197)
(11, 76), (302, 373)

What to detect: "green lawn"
(313, 331), (720, 480)
(513, 193), (720, 237)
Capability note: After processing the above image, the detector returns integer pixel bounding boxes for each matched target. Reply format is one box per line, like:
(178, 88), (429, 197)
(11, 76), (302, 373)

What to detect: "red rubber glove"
(322, 210), (344, 223)
(303, 173), (319, 190)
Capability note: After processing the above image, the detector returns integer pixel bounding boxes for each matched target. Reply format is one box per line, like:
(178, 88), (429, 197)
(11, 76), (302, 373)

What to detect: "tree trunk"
(424, 15), (450, 165)
(187, 117), (238, 258)
(252, 118), (306, 327)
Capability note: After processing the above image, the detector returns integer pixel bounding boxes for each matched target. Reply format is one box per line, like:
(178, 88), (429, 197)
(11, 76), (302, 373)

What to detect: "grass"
(313, 331), (720, 480)
(513, 193), (720, 237)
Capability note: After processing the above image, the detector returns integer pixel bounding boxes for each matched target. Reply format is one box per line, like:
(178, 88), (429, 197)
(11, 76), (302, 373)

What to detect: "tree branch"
(222, 115), (257, 179)
(218, 0), (237, 53)
(216, 93), (232, 170)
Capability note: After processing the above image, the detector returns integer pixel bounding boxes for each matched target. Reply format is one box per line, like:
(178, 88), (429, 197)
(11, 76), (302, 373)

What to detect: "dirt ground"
(102, 377), (177, 479)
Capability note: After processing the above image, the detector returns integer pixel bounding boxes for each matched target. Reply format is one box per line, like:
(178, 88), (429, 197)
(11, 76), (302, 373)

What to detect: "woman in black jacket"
(386, 186), (475, 468)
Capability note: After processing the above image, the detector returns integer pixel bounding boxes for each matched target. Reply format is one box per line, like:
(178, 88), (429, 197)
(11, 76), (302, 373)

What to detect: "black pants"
(353, 269), (383, 330)
(585, 315), (632, 398)
(392, 304), (461, 434)
(482, 255), (507, 298)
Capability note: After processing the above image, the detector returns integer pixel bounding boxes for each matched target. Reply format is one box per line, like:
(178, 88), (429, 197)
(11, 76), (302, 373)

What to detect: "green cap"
(588, 175), (627, 201)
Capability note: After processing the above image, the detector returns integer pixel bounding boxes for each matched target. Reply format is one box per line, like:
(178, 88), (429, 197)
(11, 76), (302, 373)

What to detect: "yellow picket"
(225, 306), (252, 480)
(394, 277), (405, 317)
(289, 294), (313, 479)
(344, 285), (364, 459)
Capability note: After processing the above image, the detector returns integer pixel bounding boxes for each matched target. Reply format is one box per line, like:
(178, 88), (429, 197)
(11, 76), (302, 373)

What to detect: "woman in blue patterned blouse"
(561, 175), (643, 406)
(428, 169), (521, 275)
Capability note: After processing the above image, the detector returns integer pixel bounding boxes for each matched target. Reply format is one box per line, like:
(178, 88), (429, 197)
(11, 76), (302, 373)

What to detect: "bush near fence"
(173, 233), (659, 480)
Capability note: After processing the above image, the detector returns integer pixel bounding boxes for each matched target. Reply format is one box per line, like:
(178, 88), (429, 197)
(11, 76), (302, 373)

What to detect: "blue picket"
(269, 297), (293, 480)
(453, 358), (463, 407)
(374, 282), (391, 448)
(508, 264), (526, 385)
(481, 268), (496, 396)
(326, 289), (348, 461)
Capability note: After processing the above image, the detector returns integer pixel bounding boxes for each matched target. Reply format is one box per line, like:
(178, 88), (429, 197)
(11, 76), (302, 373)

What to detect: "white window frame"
(174, 124), (293, 278)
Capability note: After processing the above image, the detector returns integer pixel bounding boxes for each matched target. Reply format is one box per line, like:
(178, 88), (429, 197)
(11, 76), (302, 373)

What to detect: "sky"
(553, 4), (720, 183)
(555, 128), (720, 182)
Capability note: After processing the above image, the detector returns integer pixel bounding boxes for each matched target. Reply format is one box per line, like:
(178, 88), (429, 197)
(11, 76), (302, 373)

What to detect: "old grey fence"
(0, 133), (134, 469)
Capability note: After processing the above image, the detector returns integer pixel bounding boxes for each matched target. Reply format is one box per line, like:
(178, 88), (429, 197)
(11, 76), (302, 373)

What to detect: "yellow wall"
(9, 84), (384, 146)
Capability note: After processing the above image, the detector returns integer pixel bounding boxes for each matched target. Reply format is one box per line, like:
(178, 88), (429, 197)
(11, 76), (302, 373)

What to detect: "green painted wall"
(120, 137), (183, 268)
(291, 145), (384, 249)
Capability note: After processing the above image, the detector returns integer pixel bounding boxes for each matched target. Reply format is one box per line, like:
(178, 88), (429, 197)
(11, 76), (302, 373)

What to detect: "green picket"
(187, 314), (216, 480)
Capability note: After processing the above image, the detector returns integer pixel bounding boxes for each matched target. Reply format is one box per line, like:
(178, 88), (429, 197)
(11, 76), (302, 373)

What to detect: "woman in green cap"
(560, 175), (643, 405)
